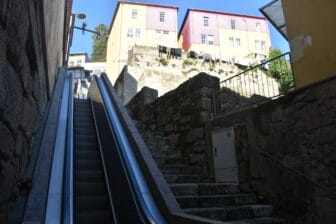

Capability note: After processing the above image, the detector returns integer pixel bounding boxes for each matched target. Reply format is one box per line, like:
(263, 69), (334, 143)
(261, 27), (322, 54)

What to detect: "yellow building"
(261, 0), (336, 88)
(107, 1), (178, 83)
(178, 9), (271, 63)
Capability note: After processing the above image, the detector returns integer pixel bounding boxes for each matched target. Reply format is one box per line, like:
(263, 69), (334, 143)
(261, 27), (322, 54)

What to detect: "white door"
(211, 127), (238, 183)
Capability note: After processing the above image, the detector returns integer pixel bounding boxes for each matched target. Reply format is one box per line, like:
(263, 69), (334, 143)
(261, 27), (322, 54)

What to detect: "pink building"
(178, 9), (271, 61)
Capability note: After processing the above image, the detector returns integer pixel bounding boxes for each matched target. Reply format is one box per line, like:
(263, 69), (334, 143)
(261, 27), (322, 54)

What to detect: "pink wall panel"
(181, 16), (191, 51)
(146, 6), (177, 32)
(189, 11), (219, 45)
(217, 14), (268, 33)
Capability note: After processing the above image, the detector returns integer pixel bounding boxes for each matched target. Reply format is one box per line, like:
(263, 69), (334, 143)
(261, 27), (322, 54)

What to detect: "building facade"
(68, 52), (89, 67)
(107, 1), (178, 83)
(281, 0), (336, 88)
(179, 9), (271, 62)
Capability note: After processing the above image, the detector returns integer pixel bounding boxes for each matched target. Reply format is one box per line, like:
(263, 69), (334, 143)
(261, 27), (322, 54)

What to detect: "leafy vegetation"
(91, 24), (108, 62)
(268, 48), (294, 93)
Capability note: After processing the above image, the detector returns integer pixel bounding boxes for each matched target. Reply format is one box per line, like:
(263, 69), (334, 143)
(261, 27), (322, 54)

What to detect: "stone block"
(189, 153), (205, 163)
(197, 98), (212, 111)
(184, 128), (204, 144)
(316, 126), (336, 145)
(0, 160), (16, 204)
(2, 64), (23, 129)
(168, 134), (179, 145)
(0, 122), (15, 159)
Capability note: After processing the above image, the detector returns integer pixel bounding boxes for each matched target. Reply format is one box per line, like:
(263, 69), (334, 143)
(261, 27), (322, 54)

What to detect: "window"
(261, 41), (266, 50)
(77, 59), (82, 66)
(256, 22), (261, 32)
(135, 29), (141, 38)
(69, 61), (74, 67)
(231, 19), (236, 29)
(203, 16), (209, 26)
(156, 30), (162, 41)
(255, 40), (260, 50)
(127, 28), (133, 38)
(236, 38), (241, 47)
(132, 9), (137, 19)
(201, 34), (206, 44)
(229, 37), (234, 47)
(163, 30), (169, 35)
(159, 12), (165, 22)
(208, 35), (214, 45)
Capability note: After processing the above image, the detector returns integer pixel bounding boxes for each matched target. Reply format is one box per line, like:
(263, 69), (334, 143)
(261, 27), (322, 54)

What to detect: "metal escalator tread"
(73, 99), (113, 224)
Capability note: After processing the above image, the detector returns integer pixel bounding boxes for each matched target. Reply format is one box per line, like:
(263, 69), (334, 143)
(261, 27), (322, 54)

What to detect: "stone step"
(150, 149), (182, 159)
(160, 157), (184, 165)
(169, 183), (240, 196)
(183, 204), (273, 221)
(159, 164), (194, 175)
(176, 194), (257, 208)
(164, 174), (201, 183)
(228, 217), (285, 224)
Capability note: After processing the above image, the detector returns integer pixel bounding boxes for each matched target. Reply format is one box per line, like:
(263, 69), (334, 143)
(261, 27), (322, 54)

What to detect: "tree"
(91, 24), (108, 62)
(268, 48), (294, 93)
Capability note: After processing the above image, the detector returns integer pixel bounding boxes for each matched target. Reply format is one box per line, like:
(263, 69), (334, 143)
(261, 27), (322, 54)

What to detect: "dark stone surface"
(208, 76), (336, 224)
(127, 73), (220, 181)
(0, 0), (67, 220)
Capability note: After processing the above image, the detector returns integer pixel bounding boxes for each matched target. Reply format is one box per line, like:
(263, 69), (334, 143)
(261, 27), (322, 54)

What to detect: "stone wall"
(115, 66), (138, 104)
(127, 73), (220, 179)
(0, 0), (67, 210)
(207, 76), (336, 224)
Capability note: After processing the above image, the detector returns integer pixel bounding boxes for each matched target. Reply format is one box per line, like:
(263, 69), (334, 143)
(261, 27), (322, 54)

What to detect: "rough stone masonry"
(0, 0), (67, 212)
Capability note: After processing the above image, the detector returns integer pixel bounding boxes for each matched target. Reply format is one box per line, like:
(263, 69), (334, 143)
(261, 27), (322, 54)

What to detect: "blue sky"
(71, 0), (289, 57)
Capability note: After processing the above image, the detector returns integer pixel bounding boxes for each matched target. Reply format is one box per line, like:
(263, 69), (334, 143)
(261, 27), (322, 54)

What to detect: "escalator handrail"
(44, 72), (71, 224)
(96, 77), (166, 224)
(63, 73), (74, 224)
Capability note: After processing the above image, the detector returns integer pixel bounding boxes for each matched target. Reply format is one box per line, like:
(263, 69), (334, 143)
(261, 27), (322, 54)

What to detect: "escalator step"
(76, 211), (112, 224)
(76, 195), (110, 212)
(75, 182), (106, 196)
(75, 142), (98, 150)
(75, 150), (100, 160)
(75, 170), (105, 182)
(76, 159), (101, 170)
(74, 134), (97, 142)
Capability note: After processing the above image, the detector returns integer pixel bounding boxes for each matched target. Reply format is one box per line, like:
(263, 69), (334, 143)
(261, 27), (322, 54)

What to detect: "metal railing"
(220, 52), (295, 101)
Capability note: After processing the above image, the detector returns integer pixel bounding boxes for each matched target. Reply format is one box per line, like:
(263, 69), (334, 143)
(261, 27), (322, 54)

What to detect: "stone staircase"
(139, 129), (285, 224)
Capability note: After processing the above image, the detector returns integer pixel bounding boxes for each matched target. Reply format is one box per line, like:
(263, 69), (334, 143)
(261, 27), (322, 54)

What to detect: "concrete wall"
(282, 0), (336, 88)
(208, 76), (336, 224)
(0, 0), (66, 213)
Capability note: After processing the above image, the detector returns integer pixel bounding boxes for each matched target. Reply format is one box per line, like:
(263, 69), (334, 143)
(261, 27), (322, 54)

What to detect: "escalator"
(44, 72), (206, 224)
(73, 99), (113, 223)
(44, 72), (164, 224)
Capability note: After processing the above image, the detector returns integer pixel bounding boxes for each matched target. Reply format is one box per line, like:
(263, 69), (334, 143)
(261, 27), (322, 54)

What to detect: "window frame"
(203, 16), (209, 26)
(230, 19), (236, 29)
(132, 9), (137, 19)
(235, 38), (241, 47)
(229, 37), (234, 47)
(127, 27), (134, 38)
(201, 34), (206, 44)
(256, 22), (261, 32)
(207, 34), (214, 45)
(135, 28), (141, 38)
(159, 12), (165, 22)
